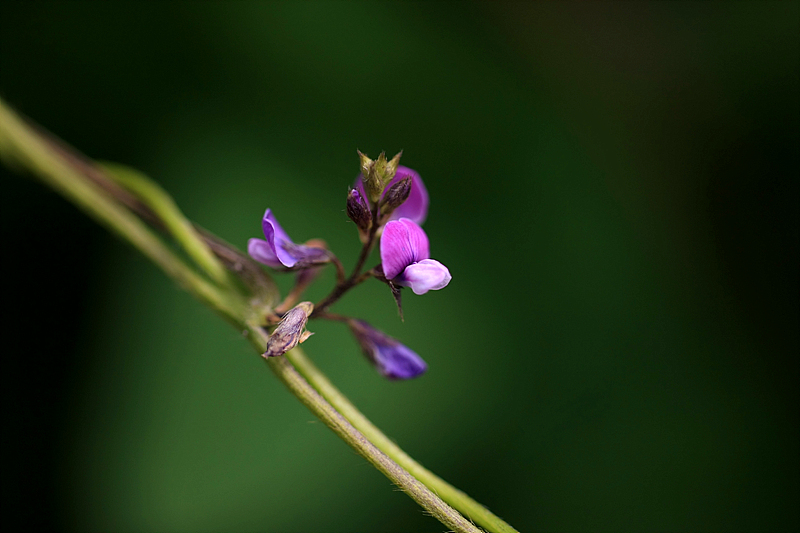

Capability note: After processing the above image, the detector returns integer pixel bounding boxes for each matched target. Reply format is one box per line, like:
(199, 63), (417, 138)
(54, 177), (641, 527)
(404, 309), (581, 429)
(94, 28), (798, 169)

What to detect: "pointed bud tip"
(346, 188), (372, 233)
(386, 151), (403, 178)
(357, 149), (371, 167)
(380, 176), (412, 219)
(294, 301), (314, 316)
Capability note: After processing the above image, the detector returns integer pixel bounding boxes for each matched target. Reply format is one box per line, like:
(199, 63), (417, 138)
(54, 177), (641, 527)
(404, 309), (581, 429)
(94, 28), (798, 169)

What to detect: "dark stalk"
(315, 311), (350, 323)
(310, 203), (381, 318)
(331, 255), (347, 286)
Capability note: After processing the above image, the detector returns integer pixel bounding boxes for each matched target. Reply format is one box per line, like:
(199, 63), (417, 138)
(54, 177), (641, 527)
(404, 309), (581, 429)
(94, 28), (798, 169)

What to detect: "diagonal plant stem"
(287, 347), (518, 533)
(0, 103), (245, 324)
(98, 161), (233, 289)
(245, 324), (482, 533)
(0, 97), (496, 533)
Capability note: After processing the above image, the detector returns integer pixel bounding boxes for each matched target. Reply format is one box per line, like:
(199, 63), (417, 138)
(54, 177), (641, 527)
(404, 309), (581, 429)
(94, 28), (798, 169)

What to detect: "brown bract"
(263, 302), (314, 358)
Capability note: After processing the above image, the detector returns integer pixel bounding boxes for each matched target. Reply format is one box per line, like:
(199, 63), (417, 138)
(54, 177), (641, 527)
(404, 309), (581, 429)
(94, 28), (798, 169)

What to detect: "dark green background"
(2, 2), (798, 531)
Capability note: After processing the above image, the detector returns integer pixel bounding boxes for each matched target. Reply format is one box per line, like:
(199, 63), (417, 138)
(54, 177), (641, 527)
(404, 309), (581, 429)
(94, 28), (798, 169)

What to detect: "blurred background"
(1, 2), (798, 531)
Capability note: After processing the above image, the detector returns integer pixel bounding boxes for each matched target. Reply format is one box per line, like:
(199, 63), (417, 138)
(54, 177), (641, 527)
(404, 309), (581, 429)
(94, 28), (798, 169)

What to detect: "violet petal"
(262, 209), (292, 245)
(390, 167), (429, 225)
(248, 238), (282, 268)
(380, 218), (430, 280)
(250, 209), (330, 269)
(349, 320), (427, 380)
(377, 342), (428, 380)
(395, 259), (452, 295)
(261, 209), (301, 268)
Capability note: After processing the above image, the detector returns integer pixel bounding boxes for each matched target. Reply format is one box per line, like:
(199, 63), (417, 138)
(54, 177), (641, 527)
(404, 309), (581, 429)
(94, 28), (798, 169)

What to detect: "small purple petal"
(349, 320), (427, 380)
(248, 238), (282, 268)
(250, 209), (330, 269)
(261, 209), (301, 267)
(355, 165), (429, 225)
(380, 218), (430, 280)
(378, 343), (428, 380)
(262, 209), (292, 245)
(395, 259), (452, 295)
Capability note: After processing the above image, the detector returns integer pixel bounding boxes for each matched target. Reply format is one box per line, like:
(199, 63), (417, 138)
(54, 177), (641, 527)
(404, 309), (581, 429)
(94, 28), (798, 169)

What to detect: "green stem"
(287, 347), (519, 533)
(99, 161), (233, 290)
(245, 324), (482, 533)
(0, 101), (243, 323)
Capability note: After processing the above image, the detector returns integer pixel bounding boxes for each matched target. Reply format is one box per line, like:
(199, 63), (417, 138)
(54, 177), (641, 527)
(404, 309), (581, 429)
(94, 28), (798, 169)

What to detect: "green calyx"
(357, 150), (403, 203)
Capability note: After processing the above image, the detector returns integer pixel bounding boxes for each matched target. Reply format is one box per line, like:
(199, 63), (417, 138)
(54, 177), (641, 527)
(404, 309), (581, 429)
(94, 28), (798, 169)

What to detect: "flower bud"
(379, 176), (412, 220)
(347, 319), (427, 379)
(357, 150), (403, 203)
(346, 188), (372, 233)
(263, 301), (314, 358)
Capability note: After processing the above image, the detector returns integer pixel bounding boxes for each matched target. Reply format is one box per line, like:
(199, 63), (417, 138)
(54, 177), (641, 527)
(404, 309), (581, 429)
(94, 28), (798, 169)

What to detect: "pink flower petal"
(380, 218), (430, 279)
(397, 259), (451, 295)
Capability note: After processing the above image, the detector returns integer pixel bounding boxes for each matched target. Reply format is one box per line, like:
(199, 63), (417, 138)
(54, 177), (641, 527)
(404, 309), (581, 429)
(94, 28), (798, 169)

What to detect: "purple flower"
(348, 319), (427, 380)
(380, 218), (451, 295)
(356, 165), (429, 225)
(248, 209), (330, 269)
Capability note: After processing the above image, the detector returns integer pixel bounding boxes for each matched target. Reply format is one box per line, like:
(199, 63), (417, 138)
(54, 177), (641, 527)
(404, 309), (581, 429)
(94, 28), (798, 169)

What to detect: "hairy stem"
(287, 347), (518, 533)
(246, 325), (482, 533)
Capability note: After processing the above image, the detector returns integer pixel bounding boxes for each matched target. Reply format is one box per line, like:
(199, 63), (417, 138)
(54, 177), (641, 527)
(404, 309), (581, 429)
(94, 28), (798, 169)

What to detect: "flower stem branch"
(351, 203), (381, 277)
(311, 205), (380, 318)
(331, 254), (347, 285)
(315, 311), (350, 322)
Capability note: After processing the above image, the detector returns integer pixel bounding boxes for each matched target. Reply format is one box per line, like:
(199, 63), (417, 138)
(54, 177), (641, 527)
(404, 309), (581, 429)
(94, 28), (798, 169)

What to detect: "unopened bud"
(346, 188), (372, 233)
(380, 176), (411, 219)
(357, 150), (403, 203)
(263, 301), (314, 358)
(347, 318), (426, 379)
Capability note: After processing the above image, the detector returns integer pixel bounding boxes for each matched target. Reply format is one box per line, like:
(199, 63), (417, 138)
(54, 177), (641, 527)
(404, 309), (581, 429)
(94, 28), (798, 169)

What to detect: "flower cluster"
(248, 151), (450, 379)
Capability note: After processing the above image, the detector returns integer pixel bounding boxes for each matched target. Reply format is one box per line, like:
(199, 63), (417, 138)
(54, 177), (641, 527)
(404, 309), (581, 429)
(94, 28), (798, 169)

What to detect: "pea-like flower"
(380, 218), (451, 295)
(248, 209), (330, 269)
(356, 166), (429, 225)
(348, 319), (427, 380)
